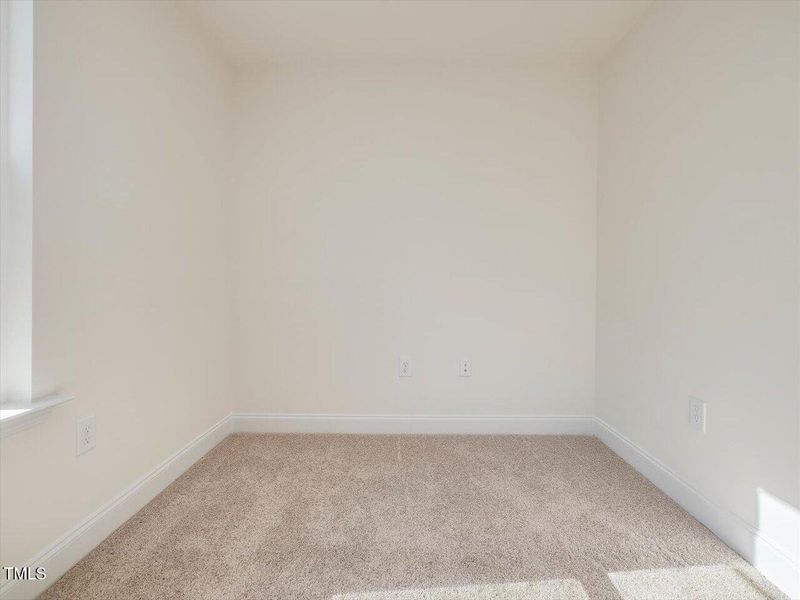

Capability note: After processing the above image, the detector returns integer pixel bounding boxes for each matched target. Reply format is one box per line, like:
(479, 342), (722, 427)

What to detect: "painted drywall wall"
(230, 64), (597, 416)
(597, 0), (799, 581)
(0, 0), (232, 574)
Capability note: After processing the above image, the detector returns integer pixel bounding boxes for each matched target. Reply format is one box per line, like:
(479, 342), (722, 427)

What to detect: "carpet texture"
(39, 434), (787, 600)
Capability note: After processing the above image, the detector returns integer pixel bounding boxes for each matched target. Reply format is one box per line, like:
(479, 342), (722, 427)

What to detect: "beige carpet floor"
(39, 434), (787, 600)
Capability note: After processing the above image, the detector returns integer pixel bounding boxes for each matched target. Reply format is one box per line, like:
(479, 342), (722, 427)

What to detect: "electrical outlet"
(689, 398), (706, 433)
(77, 415), (96, 456)
(398, 357), (411, 377)
(459, 358), (471, 377)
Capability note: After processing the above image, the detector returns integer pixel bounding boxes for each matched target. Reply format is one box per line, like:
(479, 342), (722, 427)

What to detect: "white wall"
(0, 0), (232, 572)
(230, 64), (597, 417)
(598, 0), (799, 580)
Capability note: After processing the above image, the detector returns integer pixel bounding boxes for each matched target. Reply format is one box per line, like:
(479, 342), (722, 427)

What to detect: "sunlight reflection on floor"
(330, 578), (589, 599)
(608, 564), (777, 600)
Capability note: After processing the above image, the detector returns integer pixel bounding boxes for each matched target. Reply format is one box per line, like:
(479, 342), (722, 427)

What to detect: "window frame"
(0, 0), (33, 410)
(0, 1), (72, 436)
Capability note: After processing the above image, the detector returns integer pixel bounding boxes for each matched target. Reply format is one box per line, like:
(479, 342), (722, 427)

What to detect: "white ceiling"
(183, 0), (652, 67)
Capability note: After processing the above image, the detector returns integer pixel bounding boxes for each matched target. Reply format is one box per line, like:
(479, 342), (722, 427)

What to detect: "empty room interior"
(0, 0), (798, 598)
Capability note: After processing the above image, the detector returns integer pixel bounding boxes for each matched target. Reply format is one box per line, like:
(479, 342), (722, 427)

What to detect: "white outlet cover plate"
(690, 397), (706, 433)
(77, 415), (96, 455)
(459, 359), (471, 377)
(398, 357), (411, 377)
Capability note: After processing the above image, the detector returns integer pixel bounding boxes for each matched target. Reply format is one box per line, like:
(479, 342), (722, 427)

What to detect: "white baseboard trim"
(231, 413), (596, 435)
(594, 417), (800, 600)
(0, 415), (232, 600)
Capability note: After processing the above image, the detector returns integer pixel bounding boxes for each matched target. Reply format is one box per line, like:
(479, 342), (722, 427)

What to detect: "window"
(0, 1), (71, 435)
(0, 0), (33, 418)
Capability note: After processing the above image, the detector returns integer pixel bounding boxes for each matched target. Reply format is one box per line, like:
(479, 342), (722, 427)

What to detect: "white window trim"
(0, 394), (72, 438)
(1, 0), (33, 407)
(0, 0), (71, 436)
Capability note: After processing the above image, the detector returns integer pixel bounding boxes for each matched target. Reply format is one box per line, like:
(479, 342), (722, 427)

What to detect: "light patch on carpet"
(331, 578), (589, 599)
(608, 564), (776, 600)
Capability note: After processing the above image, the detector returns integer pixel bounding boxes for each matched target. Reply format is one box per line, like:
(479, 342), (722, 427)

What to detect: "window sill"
(0, 395), (74, 439)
